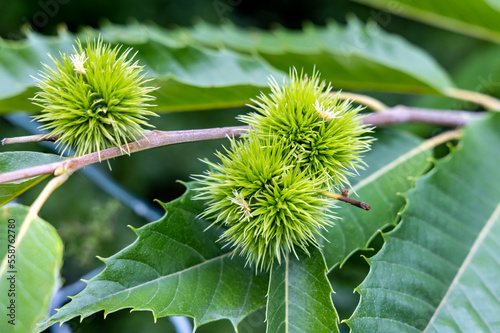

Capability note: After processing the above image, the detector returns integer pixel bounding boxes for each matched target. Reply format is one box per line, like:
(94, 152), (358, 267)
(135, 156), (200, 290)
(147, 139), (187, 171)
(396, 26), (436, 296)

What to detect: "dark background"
(2, 0), (373, 37)
(0, 1), (484, 332)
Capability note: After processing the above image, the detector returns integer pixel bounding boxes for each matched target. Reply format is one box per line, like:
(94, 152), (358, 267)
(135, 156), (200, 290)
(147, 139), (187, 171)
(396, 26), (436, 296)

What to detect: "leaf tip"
(154, 199), (168, 211)
(153, 198), (165, 205)
(360, 254), (370, 264)
(176, 179), (187, 187)
(96, 255), (107, 264)
(376, 228), (387, 242)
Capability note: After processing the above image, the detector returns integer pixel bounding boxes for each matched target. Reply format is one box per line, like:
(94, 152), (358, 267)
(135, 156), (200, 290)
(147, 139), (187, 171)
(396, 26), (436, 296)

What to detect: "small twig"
(1, 133), (59, 145)
(446, 88), (500, 111)
(363, 106), (480, 127)
(320, 190), (371, 210)
(337, 92), (388, 111)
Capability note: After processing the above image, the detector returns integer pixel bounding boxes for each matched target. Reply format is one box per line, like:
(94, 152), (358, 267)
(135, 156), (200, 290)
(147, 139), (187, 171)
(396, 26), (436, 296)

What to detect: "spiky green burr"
(240, 69), (373, 191)
(195, 134), (334, 271)
(32, 38), (157, 158)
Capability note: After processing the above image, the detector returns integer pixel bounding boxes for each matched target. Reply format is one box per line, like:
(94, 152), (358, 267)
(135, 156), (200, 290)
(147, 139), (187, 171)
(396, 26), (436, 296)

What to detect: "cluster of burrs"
(195, 69), (373, 271)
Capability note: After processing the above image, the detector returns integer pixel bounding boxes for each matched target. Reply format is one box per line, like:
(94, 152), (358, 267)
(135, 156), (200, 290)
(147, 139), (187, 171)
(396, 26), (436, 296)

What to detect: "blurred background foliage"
(0, 0), (496, 332)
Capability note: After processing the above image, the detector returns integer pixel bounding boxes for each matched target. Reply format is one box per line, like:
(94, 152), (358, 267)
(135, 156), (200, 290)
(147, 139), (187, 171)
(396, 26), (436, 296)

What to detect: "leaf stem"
(0, 168), (69, 277)
(363, 106), (480, 127)
(20, 167), (69, 234)
(446, 88), (500, 111)
(337, 92), (388, 111)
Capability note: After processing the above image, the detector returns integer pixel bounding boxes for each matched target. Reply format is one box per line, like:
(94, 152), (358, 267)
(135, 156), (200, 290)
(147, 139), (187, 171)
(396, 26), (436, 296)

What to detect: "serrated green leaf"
(0, 152), (63, 207)
(180, 19), (455, 95)
(353, 0), (500, 43)
(426, 206), (500, 332)
(347, 113), (500, 332)
(0, 204), (63, 333)
(0, 20), (456, 114)
(38, 182), (269, 332)
(37, 129), (436, 333)
(0, 33), (76, 104)
(405, 44), (500, 110)
(320, 129), (432, 270)
(0, 28), (282, 114)
(266, 248), (338, 333)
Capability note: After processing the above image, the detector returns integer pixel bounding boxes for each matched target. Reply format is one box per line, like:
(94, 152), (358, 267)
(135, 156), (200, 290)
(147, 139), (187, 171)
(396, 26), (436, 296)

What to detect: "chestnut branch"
(0, 106), (482, 184)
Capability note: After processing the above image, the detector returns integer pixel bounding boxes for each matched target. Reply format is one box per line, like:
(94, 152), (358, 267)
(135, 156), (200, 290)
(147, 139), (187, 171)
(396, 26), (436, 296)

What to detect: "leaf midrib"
(351, 136), (430, 193)
(285, 253), (289, 333)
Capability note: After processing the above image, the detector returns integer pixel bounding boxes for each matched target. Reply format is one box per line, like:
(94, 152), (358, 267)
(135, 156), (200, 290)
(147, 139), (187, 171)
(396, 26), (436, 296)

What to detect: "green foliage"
(38, 182), (268, 332)
(267, 248), (338, 333)
(175, 19), (456, 94)
(0, 31), (281, 114)
(353, 0), (500, 43)
(2, 4), (500, 332)
(0, 205), (63, 333)
(38, 129), (435, 331)
(0, 152), (62, 206)
(452, 45), (500, 98)
(33, 38), (157, 157)
(0, 18), (458, 115)
(320, 129), (432, 270)
(347, 113), (500, 331)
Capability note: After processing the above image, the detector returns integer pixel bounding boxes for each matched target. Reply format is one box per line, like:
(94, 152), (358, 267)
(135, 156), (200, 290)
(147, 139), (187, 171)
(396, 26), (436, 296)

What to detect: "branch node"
(53, 166), (65, 177)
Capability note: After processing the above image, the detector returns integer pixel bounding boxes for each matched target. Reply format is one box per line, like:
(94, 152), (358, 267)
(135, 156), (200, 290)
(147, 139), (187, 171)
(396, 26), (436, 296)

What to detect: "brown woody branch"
(0, 107), (483, 184)
(363, 106), (480, 127)
(1, 134), (59, 145)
